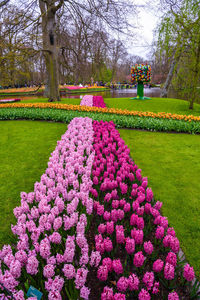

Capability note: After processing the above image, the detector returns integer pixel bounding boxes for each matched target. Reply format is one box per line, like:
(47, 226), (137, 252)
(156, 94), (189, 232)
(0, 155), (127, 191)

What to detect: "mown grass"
(119, 128), (200, 278)
(20, 97), (81, 105)
(0, 120), (67, 247)
(104, 97), (200, 116)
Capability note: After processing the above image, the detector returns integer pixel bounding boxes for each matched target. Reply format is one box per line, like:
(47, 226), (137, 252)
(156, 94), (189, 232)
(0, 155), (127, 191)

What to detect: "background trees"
(0, 0), (138, 100)
(152, 0), (200, 107)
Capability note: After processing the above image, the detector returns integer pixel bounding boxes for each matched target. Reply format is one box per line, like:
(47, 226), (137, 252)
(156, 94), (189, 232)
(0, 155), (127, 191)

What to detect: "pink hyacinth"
(128, 273), (139, 290)
(10, 260), (21, 279)
(138, 288), (151, 300)
(163, 234), (172, 248)
(102, 257), (113, 272)
(144, 203), (151, 214)
(144, 241), (153, 255)
(43, 264), (55, 278)
(106, 221), (114, 235)
(183, 263), (195, 281)
(153, 259), (164, 272)
(120, 182), (128, 194)
(116, 226), (125, 244)
(164, 262), (175, 280)
(167, 227), (176, 237)
(103, 211), (111, 221)
(98, 223), (106, 234)
(170, 236), (180, 253)
(130, 214), (138, 226)
(152, 281), (159, 294)
(168, 291), (179, 300)
(26, 255), (39, 275)
(112, 259), (123, 274)
(155, 226), (165, 239)
(40, 238), (51, 259)
(125, 237), (135, 254)
(104, 237), (113, 252)
(113, 293), (126, 300)
(90, 251), (101, 268)
(48, 290), (62, 300)
(97, 203), (104, 216)
(80, 285), (90, 300)
(101, 286), (114, 300)
(131, 229), (143, 245)
(143, 272), (154, 290)
(117, 276), (129, 292)
(133, 251), (145, 267)
(124, 203), (131, 212)
(166, 252), (177, 267)
(97, 265), (108, 281)
(75, 268), (88, 289)
(62, 264), (75, 279)
(49, 232), (61, 244)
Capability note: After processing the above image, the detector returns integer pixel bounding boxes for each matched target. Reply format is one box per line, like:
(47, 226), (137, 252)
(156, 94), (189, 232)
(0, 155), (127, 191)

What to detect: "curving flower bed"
(0, 118), (199, 300)
(0, 102), (200, 123)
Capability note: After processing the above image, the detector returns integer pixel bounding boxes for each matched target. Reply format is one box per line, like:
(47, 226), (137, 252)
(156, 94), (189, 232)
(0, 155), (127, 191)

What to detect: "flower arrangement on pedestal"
(131, 64), (151, 100)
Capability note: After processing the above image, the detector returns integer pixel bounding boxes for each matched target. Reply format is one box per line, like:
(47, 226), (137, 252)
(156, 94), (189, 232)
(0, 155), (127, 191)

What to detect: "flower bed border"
(1, 107), (200, 134)
(0, 102), (199, 123)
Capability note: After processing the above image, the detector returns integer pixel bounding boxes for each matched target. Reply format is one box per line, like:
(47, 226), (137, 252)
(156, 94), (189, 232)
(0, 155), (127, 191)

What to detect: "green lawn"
(20, 97), (81, 105)
(19, 96), (200, 116)
(104, 97), (200, 116)
(0, 120), (67, 246)
(119, 128), (200, 278)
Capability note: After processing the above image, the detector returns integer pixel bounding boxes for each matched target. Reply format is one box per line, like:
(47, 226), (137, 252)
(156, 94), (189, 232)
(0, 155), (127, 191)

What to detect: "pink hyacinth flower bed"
(0, 98), (20, 103)
(80, 95), (106, 108)
(93, 96), (106, 108)
(0, 117), (198, 300)
(80, 95), (93, 107)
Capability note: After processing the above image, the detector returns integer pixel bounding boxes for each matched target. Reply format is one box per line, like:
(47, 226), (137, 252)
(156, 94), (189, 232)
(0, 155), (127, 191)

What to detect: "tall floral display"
(131, 64), (151, 100)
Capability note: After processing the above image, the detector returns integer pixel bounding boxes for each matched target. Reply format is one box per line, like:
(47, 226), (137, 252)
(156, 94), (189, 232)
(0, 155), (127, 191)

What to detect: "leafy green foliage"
(0, 107), (200, 133)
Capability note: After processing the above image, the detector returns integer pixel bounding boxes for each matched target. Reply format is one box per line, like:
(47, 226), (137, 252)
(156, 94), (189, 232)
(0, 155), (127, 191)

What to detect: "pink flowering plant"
(0, 117), (199, 300)
(0, 117), (96, 299)
(80, 95), (106, 108)
(90, 120), (199, 299)
(80, 95), (93, 107)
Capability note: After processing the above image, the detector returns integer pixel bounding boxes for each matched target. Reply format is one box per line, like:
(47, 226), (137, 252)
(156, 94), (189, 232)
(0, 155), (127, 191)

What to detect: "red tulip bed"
(0, 117), (198, 300)
(80, 95), (106, 108)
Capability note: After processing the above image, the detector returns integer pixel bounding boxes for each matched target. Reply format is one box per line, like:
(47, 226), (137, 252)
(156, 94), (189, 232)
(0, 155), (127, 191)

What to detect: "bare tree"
(39, 0), (64, 101)
(37, 0), (136, 101)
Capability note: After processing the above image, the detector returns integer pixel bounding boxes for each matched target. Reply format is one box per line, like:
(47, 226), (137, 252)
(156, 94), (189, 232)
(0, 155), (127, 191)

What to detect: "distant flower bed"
(80, 95), (106, 108)
(0, 98), (20, 103)
(60, 85), (107, 91)
(0, 118), (198, 299)
(62, 85), (84, 90)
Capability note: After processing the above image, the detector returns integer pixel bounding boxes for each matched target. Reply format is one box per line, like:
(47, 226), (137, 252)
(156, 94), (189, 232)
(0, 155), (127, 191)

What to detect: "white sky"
(128, 0), (161, 59)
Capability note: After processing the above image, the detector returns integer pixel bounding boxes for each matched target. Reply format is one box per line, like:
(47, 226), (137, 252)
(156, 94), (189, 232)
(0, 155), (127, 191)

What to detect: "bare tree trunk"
(161, 51), (181, 98)
(39, 0), (61, 101)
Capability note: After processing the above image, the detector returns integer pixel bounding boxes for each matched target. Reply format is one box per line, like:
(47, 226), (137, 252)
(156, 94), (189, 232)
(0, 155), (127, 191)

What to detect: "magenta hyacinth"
(183, 264), (195, 281)
(164, 263), (175, 280)
(138, 288), (151, 300)
(168, 291), (180, 300)
(153, 259), (164, 273)
(133, 251), (145, 267)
